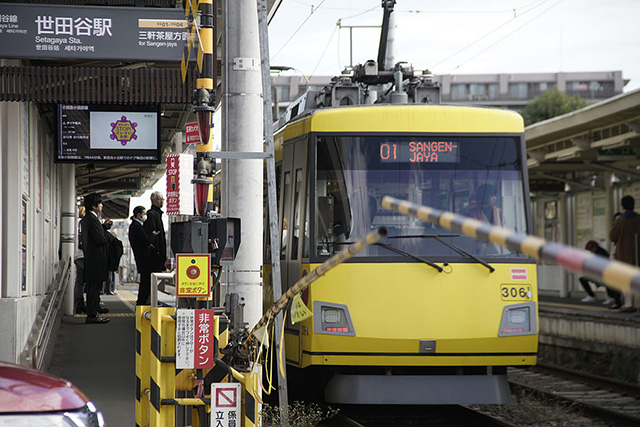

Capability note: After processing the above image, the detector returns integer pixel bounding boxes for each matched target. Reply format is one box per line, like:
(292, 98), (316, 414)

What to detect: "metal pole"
(60, 164), (75, 315)
(223, 0), (264, 328)
(257, 0), (288, 410)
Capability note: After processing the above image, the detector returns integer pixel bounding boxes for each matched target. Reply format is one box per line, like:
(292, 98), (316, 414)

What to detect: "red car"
(0, 361), (104, 426)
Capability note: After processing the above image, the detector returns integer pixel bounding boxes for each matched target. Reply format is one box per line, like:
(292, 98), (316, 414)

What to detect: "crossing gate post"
(136, 305), (151, 427)
(149, 307), (177, 426)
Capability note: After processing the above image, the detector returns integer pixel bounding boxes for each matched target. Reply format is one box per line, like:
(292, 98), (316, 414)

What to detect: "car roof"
(0, 362), (88, 413)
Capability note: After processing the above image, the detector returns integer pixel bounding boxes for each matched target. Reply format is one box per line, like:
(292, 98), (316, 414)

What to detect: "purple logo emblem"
(110, 116), (138, 146)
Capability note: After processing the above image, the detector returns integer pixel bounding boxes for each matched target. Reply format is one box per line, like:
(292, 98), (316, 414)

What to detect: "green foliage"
(521, 89), (589, 126)
(261, 401), (340, 427)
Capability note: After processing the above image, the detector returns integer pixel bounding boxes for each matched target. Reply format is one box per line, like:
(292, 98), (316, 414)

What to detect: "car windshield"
(314, 134), (528, 260)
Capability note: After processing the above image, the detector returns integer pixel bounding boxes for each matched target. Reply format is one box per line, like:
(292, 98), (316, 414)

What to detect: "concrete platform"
(44, 284), (640, 426)
(538, 295), (640, 384)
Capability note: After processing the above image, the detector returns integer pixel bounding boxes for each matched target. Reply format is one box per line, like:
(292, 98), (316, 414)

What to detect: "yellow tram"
(263, 100), (538, 404)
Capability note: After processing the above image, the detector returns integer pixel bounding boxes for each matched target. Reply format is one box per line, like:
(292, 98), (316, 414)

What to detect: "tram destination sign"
(379, 141), (460, 163)
(0, 4), (194, 62)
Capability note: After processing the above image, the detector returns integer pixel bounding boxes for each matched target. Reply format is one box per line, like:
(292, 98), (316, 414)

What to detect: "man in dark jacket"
(129, 206), (155, 305)
(144, 191), (167, 273)
(81, 193), (113, 324)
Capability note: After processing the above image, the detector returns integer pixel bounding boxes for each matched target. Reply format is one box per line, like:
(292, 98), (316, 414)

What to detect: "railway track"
(321, 404), (517, 426)
(508, 365), (640, 425)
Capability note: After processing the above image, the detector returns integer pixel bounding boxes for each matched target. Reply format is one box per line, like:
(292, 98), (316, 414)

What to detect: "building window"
(509, 83), (528, 99)
(274, 85), (290, 102)
(451, 84), (467, 101)
(487, 84), (499, 99)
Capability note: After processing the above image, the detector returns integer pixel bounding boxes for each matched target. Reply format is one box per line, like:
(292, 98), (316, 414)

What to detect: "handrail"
(21, 257), (72, 370)
(151, 272), (176, 308)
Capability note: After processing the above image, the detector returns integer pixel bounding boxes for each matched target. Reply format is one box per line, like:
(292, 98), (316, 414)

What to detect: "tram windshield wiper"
(387, 234), (495, 273)
(374, 242), (443, 272)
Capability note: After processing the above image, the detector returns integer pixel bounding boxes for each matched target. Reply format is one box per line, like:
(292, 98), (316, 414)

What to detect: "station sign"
(211, 383), (241, 427)
(176, 253), (211, 297)
(0, 4), (195, 62)
(176, 309), (215, 369)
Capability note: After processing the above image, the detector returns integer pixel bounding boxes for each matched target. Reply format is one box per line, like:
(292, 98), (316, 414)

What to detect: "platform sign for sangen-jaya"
(176, 254), (211, 297)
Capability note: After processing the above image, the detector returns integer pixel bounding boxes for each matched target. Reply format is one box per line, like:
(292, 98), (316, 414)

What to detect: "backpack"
(108, 237), (124, 272)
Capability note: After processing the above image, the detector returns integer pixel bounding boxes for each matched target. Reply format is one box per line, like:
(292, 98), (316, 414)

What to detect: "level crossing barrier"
(381, 196), (640, 297)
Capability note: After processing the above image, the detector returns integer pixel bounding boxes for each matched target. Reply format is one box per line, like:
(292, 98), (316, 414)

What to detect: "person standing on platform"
(129, 206), (155, 305)
(81, 193), (113, 324)
(102, 218), (116, 296)
(578, 240), (623, 307)
(609, 195), (640, 312)
(74, 206), (87, 314)
(144, 191), (167, 300)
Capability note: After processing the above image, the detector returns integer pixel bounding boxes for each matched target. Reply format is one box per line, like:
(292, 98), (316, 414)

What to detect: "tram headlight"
(314, 301), (356, 336)
(323, 308), (342, 324)
(498, 302), (537, 337)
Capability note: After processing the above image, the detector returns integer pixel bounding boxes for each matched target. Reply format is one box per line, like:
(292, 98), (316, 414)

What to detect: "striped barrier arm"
(381, 196), (640, 296)
(250, 227), (387, 337)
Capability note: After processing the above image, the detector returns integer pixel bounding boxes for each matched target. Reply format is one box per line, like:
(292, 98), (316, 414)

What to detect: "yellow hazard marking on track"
(74, 313), (135, 318)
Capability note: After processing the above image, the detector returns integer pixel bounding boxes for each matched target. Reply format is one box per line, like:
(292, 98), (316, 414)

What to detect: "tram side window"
(291, 169), (303, 260)
(302, 175), (310, 259)
(281, 171), (292, 260)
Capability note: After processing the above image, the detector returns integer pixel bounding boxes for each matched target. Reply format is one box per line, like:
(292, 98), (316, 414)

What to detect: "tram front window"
(314, 135), (529, 259)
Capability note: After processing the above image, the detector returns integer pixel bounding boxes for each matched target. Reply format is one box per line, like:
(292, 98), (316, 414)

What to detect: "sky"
(268, 0), (640, 91)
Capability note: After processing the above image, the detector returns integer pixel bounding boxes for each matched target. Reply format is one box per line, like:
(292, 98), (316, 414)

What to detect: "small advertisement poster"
(166, 153), (194, 216)
(176, 309), (215, 370)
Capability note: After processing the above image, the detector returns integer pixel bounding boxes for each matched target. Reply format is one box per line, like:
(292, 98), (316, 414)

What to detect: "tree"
(521, 89), (589, 126)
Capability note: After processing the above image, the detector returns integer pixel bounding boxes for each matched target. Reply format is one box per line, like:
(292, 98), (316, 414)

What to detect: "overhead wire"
(431, 0), (553, 70)
(308, 22), (339, 80)
(445, 0), (565, 75)
(271, 0), (328, 60)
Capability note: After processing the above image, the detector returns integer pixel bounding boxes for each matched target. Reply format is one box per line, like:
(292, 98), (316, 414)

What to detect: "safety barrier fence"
(381, 196), (640, 296)
(136, 273), (260, 427)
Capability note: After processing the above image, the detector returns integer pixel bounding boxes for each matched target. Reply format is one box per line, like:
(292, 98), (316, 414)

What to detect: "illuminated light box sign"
(0, 4), (193, 61)
(379, 141), (460, 163)
(55, 104), (160, 163)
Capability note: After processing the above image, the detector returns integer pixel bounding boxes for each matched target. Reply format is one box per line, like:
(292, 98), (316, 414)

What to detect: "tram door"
(279, 137), (308, 298)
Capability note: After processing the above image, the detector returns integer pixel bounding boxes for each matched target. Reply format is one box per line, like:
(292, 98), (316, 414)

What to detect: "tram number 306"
(500, 284), (532, 301)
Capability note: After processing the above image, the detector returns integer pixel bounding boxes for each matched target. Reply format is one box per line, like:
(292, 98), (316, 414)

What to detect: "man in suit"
(129, 206), (155, 305)
(144, 191), (167, 274)
(81, 193), (113, 324)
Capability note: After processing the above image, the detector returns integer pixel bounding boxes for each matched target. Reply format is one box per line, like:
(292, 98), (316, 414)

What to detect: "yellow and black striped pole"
(381, 196), (640, 297)
(148, 307), (177, 426)
(250, 227), (387, 336)
(135, 306), (151, 427)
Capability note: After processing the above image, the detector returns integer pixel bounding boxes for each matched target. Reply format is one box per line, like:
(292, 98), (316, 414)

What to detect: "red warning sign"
(212, 383), (241, 426)
(215, 387), (237, 408)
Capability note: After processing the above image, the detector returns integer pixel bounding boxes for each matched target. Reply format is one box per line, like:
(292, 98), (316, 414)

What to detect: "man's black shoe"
(75, 304), (86, 315)
(86, 316), (110, 324)
(97, 306), (110, 314)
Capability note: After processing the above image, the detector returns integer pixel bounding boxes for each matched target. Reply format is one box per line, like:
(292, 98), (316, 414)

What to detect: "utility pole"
(222, 0), (264, 328)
